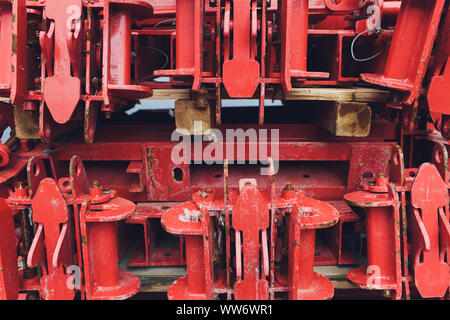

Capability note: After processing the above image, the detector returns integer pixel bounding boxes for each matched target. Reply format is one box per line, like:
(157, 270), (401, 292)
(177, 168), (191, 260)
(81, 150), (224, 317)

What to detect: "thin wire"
(146, 46), (169, 71)
(351, 28), (386, 62)
(136, 46), (170, 81)
(131, 18), (175, 81)
(153, 18), (176, 29)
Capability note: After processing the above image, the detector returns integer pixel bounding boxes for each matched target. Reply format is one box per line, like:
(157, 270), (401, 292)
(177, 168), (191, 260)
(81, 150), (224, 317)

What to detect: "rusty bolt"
(284, 182), (294, 192)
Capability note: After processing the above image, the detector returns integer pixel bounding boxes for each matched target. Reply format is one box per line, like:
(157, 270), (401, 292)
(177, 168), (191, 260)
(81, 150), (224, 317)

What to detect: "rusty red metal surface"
(0, 198), (19, 300)
(410, 163), (450, 298)
(0, 0), (449, 301)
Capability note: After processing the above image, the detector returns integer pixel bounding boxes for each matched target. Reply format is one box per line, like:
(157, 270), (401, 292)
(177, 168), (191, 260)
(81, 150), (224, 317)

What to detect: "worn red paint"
(0, 0), (449, 301)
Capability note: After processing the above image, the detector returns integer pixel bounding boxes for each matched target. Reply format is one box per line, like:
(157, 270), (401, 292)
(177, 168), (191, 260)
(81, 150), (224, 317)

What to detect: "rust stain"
(11, 33), (17, 55)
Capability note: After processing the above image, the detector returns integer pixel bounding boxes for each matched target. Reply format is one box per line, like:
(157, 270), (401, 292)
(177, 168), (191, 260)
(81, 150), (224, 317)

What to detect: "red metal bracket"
(68, 156), (140, 300)
(153, 0), (204, 91)
(27, 178), (75, 300)
(162, 204), (215, 299)
(161, 160), (340, 300)
(410, 163), (450, 298)
(288, 199), (339, 300)
(0, 1), (13, 97)
(361, 0), (446, 105)
(342, 144), (450, 299)
(126, 202), (185, 267)
(280, 0), (329, 92)
(325, 0), (364, 12)
(431, 143), (449, 184)
(344, 183), (404, 299)
(232, 181), (269, 300)
(223, 0), (261, 98)
(3, 155), (141, 300)
(0, 198), (19, 300)
(10, 0), (27, 106)
(428, 57), (450, 119)
(41, 0), (83, 124)
(102, 0), (154, 106)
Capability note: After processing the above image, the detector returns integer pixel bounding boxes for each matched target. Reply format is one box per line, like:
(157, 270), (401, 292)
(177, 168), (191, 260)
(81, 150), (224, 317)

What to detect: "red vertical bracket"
(428, 57), (450, 118)
(102, 0), (153, 104)
(288, 198), (339, 300)
(344, 184), (404, 300)
(223, 0), (260, 98)
(0, 1), (12, 96)
(410, 163), (450, 298)
(325, 0), (362, 11)
(162, 203), (215, 300)
(232, 183), (269, 300)
(144, 147), (190, 201)
(361, 0), (446, 104)
(280, 0), (329, 92)
(0, 199), (19, 300)
(42, 0), (82, 124)
(154, 0), (203, 91)
(26, 156), (49, 197)
(10, 0), (27, 106)
(427, 9), (450, 127)
(27, 178), (75, 300)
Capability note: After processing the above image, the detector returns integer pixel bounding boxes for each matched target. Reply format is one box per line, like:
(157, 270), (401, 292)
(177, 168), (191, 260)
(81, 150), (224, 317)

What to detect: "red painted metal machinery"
(0, 0), (449, 300)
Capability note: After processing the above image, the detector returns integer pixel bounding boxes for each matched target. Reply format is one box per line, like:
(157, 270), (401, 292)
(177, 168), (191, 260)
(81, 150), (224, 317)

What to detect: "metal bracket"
(410, 163), (450, 298)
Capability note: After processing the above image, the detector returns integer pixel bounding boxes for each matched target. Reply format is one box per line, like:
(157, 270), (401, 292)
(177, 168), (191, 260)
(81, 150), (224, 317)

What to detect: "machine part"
(103, 0), (154, 103)
(126, 203), (185, 267)
(232, 182), (269, 300)
(162, 204), (215, 300)
(2, 155), (141, 300)
(27, 178), (75, 300)
(222, 0), (261, 97)
(361, 0), (446, 105)
(287, 198), (339, 300)
(0, 0), (450, 301)
(427, 6), (450, 137)
(280, 0), (329, 92)
(345, 143), (450, 299)
(410, 163), (450, 298)
(68, 156), (140, 300)
(344, 183), (404, 299)
(0, 143), (11, 168)
(153, 0), (204, 91)
(41, 0), (83, 124)
(0, 198), (19, 300)
(161, 162), (339, 300)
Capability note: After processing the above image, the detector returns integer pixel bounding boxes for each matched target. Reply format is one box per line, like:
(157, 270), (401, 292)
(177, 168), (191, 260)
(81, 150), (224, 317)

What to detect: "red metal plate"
(410, 163), (450, 298)
(232, 184), (269, 300)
